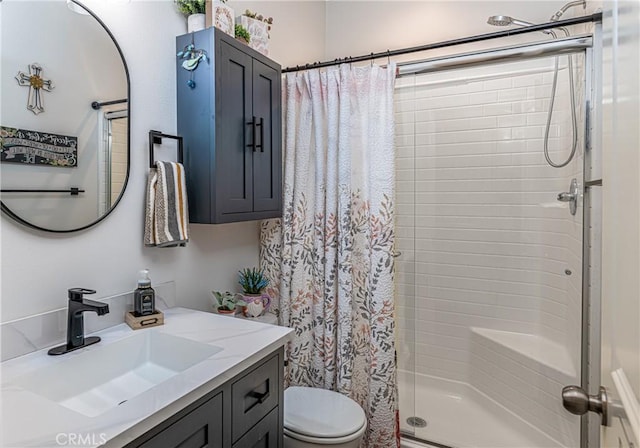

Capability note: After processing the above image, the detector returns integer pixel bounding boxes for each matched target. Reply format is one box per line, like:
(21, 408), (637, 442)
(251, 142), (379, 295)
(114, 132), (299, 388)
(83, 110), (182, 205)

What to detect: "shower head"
(487, 15), (536, 28)
(487, 15), (513, 26)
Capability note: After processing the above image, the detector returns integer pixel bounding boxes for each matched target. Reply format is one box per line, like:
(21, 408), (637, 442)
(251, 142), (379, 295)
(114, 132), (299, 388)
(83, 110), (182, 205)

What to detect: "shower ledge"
(471, 327), (577, 383)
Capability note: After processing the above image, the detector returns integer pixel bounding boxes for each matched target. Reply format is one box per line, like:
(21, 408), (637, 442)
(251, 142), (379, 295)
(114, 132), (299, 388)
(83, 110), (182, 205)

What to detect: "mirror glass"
(0, 0), (129, 232)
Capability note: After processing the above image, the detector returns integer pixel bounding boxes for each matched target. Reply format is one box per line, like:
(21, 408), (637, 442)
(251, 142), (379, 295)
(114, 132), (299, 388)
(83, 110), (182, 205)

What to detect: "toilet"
(283, 386), (367, 447)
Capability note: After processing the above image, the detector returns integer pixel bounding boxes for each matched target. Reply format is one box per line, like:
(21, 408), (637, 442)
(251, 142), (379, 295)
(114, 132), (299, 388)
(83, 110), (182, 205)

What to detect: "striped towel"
(144, 161), (189, 247)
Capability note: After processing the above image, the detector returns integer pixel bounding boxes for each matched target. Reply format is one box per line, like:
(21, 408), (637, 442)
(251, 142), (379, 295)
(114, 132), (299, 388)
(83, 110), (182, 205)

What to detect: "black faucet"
(48, 288), (110, 356)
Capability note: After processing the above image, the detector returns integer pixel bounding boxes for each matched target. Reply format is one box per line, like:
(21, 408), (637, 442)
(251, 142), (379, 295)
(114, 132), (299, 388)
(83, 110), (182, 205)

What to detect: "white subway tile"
(498, 88), (529, 102)
(483, 103), (513, 116)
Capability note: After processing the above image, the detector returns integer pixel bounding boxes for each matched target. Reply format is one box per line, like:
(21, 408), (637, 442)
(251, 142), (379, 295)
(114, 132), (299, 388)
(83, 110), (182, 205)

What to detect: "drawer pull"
(248, 390), (270, 404)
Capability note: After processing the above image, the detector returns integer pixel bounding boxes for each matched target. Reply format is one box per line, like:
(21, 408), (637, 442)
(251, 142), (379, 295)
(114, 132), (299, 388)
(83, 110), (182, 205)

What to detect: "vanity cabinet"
(176, 27), (282, 224)
(127, 348), (284, 448)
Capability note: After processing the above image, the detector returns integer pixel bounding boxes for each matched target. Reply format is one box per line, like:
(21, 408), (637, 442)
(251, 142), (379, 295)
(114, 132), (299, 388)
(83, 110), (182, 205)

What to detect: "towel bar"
(149, 130), (184, 169)
(1, 188), (85, 196)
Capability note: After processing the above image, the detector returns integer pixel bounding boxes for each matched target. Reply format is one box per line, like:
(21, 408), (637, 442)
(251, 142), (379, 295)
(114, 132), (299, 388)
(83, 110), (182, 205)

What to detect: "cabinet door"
(232, 408), (279, 448)
(251, 59), (282, 213)
(137, 393), (223, 448)
(216, 39), (254, 217)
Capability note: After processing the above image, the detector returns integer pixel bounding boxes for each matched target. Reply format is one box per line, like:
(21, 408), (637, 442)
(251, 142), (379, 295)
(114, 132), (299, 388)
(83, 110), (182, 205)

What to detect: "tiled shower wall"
(110, 117), (128, 206)
(394, 56), (584, 396)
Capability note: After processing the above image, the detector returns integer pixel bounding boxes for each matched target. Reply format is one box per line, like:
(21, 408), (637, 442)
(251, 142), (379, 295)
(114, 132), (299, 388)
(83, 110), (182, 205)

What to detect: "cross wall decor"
(15, 63), (54, 115)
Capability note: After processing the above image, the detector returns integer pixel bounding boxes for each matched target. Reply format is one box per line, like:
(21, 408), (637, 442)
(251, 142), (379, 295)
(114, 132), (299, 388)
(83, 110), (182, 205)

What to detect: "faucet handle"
(68, 288), (97, 301)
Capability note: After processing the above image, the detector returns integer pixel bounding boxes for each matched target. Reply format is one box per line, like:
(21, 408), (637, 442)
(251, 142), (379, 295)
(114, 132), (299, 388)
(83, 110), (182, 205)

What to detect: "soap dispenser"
(134, 269), (155, 316)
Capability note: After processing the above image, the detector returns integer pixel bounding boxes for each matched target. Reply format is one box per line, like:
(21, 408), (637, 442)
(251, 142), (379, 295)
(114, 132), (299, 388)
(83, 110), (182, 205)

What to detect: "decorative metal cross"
(15, 63), (54, 115)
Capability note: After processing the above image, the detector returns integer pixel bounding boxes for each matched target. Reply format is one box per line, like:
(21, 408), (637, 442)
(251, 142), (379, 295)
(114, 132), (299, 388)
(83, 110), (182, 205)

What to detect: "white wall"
(233, 0), (326, 68)
(325, 1), (592, 64)
(0, 0), (325, 322)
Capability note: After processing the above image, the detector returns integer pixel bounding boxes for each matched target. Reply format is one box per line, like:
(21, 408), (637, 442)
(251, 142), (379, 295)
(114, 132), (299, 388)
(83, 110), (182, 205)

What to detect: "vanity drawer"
(137, 392), (223, 448)
(232, 407), (279, 448)
(231, 353), (279, 442)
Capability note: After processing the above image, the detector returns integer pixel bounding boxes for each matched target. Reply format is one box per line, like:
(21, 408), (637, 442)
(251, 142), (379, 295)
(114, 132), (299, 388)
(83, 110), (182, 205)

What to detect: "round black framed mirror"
(0, 0), (130, 233)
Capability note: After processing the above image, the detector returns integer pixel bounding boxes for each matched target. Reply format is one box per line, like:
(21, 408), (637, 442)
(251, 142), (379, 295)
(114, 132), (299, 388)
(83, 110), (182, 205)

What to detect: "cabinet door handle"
(255, 117), (264, 152)
(247, 117), (257, 151)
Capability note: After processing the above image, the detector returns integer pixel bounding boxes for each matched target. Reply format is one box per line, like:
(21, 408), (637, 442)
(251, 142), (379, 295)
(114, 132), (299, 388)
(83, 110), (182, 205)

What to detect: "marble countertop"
(1, 307), (292, 447)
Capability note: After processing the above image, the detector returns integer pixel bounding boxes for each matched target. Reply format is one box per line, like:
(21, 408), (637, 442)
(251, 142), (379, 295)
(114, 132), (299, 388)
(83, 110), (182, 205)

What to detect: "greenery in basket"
(243, 9), (273, 36)
(212, 291), (246, 311)
(238, 268), (269, 294)
(175, 0), (205, 17)
(234, 24), (251, 43)
(243, 9), (274, 26)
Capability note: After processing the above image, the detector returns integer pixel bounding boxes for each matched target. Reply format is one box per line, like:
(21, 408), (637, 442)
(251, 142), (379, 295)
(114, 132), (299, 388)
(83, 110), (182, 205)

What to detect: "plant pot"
(240, 293), (271, 318)
(187, 13), (206, 33)
(217, 307), (235, 315)
(235, 36), (249, 45)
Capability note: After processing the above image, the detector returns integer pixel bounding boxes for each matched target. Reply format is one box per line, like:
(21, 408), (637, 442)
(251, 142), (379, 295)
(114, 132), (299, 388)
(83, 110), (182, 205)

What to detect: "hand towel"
(144, 161), (189, 247)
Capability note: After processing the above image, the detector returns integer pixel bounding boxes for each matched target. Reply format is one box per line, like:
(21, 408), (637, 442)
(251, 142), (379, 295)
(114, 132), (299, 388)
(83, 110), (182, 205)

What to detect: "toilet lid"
(284, 386), (367, 438)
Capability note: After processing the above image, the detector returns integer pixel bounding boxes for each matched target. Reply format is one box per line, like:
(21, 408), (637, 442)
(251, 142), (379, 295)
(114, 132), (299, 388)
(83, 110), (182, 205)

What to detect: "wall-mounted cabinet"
(177, 28), (282, 224)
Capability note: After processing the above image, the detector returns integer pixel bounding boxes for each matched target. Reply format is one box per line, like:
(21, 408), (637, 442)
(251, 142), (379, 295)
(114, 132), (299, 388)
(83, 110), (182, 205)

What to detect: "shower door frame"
(396, 32), (601, 448)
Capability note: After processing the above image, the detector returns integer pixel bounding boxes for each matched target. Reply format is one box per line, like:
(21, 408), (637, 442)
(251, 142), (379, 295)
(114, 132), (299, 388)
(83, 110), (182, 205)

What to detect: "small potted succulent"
(238, 9), (273, 55)
(234, 24), (251, 44)
(211, 291), (246, 315)
(175, 0), (206, 33)
(238, 268), (271, 318)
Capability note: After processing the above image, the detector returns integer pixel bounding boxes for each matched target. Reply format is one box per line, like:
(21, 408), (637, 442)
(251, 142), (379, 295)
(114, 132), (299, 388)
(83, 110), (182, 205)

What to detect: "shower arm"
(550, 0), (587, 22)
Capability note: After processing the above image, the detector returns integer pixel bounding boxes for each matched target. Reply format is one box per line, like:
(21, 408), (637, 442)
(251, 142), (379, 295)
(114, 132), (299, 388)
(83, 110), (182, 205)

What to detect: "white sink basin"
(12, 331), (221, 417)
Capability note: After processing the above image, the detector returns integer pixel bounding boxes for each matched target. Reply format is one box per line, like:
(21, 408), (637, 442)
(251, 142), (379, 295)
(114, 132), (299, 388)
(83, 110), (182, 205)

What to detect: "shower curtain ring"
(387, 50), (391, 64)
(370, 53), (374, 67)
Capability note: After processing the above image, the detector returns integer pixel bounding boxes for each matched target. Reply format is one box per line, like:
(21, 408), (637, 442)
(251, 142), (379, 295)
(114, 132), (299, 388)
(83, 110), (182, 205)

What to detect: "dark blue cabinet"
(177, 28), (282, 224)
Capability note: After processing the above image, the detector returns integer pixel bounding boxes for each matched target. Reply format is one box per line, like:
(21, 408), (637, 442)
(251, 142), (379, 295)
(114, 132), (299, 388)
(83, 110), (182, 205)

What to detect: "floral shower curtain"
(260, 63), (398, 447)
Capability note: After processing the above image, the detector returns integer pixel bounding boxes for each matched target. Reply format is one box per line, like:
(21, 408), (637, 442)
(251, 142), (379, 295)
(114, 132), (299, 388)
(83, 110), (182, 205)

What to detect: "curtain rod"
(281, 12), (602, 73)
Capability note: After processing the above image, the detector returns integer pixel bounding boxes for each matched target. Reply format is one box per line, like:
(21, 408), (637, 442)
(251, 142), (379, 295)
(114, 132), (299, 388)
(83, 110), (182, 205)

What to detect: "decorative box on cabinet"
(127, 347), (284, 448)
(177, 27), (282, 224)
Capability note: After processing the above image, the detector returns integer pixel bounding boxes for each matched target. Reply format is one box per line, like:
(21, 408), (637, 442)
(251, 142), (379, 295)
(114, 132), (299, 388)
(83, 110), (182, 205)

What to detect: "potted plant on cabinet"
(175, 0), (206, 33)
(234, 24), (251, 45)
(238, 268), (271, 318)
(211, 291), (246, 315)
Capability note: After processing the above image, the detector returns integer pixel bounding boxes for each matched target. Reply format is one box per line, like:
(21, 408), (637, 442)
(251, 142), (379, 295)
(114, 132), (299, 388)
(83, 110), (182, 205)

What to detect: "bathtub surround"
(260, 63), (398, 447)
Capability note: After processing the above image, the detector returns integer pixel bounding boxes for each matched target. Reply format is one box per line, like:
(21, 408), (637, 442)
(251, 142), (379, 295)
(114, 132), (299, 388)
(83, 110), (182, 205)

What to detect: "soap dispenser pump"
(134, 269), (155, 316)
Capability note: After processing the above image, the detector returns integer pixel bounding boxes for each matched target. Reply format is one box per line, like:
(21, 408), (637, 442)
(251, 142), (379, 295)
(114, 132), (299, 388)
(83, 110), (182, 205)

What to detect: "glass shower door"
(394, 71), (419, 441)
(395, 47), (588, 448)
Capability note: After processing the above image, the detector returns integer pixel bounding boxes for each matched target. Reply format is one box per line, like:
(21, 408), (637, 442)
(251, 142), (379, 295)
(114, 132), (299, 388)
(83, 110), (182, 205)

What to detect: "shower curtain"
(260, 63), (398, 447)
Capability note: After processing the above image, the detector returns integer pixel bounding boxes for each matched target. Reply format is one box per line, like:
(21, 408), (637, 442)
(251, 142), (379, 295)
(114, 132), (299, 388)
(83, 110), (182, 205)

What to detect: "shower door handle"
(562, 385), (626, 426)
(557, 178), (579, 215)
